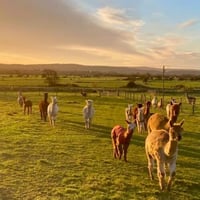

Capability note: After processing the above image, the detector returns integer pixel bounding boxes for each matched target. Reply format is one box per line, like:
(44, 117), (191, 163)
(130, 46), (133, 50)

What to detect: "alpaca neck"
(164, 139), (178, 156)
(124, 130), (133, 141)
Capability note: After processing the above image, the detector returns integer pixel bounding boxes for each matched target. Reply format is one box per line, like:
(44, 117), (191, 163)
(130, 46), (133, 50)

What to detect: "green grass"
(0, 90), (199, 199)
(1, 75), (200, 90)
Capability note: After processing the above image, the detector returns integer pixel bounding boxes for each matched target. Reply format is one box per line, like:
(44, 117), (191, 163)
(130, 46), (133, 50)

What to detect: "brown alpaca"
(145, 120), (184, 191)
(39, 92), (49, 121)
(22, 97), (32, 115)
(147, 102), (182, 134)
(111, 120), (136, 162)
(143, 101), (152, 131)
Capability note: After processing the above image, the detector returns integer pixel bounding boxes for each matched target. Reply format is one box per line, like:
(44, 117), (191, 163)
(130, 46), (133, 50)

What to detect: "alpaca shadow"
(65, 119), (145, 148)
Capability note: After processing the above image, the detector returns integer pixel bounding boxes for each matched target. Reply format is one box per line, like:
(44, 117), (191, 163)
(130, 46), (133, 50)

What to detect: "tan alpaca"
(145, 120), (184, 191)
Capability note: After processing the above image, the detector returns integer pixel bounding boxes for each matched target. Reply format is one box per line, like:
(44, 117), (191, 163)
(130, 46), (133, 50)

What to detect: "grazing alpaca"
(151, 96), (158, 108)
(47, 96), (59, 126)
(39, 92), (49, 121)
(125, 104), (134, 122)
(17, 91), (23, 107)
(111, 120), (136, 162)
(147, 102), (182, 134)
(83, 99), (95, 129)
(185, 93), (196, 104)
(145, 120), (184, 191)
(22, 97), (32, 115)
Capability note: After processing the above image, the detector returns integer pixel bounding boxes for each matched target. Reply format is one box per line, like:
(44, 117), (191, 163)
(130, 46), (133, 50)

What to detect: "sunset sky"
(0, 0), (200, 69)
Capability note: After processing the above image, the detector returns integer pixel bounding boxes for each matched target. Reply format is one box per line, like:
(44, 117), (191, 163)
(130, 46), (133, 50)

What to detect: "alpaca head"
(86, 99), (93, 106)
(51, 96), (57, 104)
(125, 120), (136, 133)
(169, 102), (182, 122)
(169, 119), (184, 141)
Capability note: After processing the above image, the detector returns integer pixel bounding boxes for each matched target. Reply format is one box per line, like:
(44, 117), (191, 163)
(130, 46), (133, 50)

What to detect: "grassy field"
(0, 77), (199, 200)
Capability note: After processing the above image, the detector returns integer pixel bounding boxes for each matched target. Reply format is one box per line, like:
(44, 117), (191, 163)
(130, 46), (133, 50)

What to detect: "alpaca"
(22, 97), (32, 115)
(151, 96), (158, 108)
(111, 120), (136, 162)
(157, 98), (163, 109)
(166, 102), (182, 120)
(133, 102), (151, 133)
(185, 93), (196, 105)
(136, 105), (145, 134)
(47, 96), (59, 126)
(147, 102), (182, 134)
(81, 90), (87, 97)
(39, 92), (49, 121)
(83, 99), (95, 129)
(125, 104), (134, 122)
(143, 101), (152, 131)
(17, 91), (23, 107)
(145, 120), (184, 191)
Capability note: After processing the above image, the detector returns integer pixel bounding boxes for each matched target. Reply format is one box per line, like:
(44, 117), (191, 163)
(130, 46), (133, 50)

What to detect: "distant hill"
(0, 63), (199, 76)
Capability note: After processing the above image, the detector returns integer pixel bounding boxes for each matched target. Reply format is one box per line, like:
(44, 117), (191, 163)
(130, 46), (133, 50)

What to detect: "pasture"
(0, 76), (199, 200)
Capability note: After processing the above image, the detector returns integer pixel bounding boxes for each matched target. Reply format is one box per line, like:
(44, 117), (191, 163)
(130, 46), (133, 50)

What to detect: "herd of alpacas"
(113, 99), (184, 191)
(17, 91), (184, 191)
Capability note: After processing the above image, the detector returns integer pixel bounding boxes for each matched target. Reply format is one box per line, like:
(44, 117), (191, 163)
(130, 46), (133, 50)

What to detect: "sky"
(0, 0), (200, 69)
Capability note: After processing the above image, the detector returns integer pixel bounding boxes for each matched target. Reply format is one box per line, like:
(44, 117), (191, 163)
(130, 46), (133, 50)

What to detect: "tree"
(42, 69), (59, 86)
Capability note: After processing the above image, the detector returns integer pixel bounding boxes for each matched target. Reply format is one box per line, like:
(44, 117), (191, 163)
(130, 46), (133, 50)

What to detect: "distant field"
(0, 75), (200, 90)
(0, 76), (199, 199)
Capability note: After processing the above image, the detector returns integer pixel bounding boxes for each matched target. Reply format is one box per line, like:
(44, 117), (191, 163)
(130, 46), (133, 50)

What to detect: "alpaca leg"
(117, 144), (123, 160)
(88, 118), (91, 129)
(147, 155), (154, 180)
(123, 144), (128, 162)
(85, 119), (90, 129)
(40, 111), (43, 120)
(167, 162), (176, 191)
(52, 120), (55, 126)
(157, 161), (166, 190)
(88, 118), (92, 128)
(111, 138), (118, 158)
(137, 121), (140, 133)
(84, 118), (87, 128)
(141, 122), (145, 133)
(49, 116), (52, 125)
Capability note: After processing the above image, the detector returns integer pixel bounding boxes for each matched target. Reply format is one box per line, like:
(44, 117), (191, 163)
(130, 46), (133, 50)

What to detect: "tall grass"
(0, 90), (199, 200)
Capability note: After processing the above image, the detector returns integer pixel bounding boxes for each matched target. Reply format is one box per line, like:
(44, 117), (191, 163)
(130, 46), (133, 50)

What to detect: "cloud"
(96, 7), (145, 31)
(179, 19), (200, 29)
(0, 0), (142, 60)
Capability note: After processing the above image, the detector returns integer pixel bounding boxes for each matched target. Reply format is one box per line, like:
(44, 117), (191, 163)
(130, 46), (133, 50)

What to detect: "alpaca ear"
(180, 119), (185, 126)
(125, 119), (131, 124)
(169, 120), (173, 127)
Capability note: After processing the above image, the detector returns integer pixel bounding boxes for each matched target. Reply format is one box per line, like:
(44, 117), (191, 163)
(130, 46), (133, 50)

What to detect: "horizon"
(0, 0), (200, 70)
(0, 63), (200, 71)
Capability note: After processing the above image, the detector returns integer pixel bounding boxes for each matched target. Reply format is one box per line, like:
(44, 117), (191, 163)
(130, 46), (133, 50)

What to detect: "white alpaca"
(151, 96), (158, 108)
(125, 104), (134, 122)
(83, 99), (95, 129)
(47, 96), (59, 126)
(136, 107), (145, 134)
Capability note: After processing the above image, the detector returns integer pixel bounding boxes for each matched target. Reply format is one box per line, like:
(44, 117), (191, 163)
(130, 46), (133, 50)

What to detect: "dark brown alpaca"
(143, 101), (152, 131)
(22, 97), (32, 115)
(39, 92), (49, 121)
